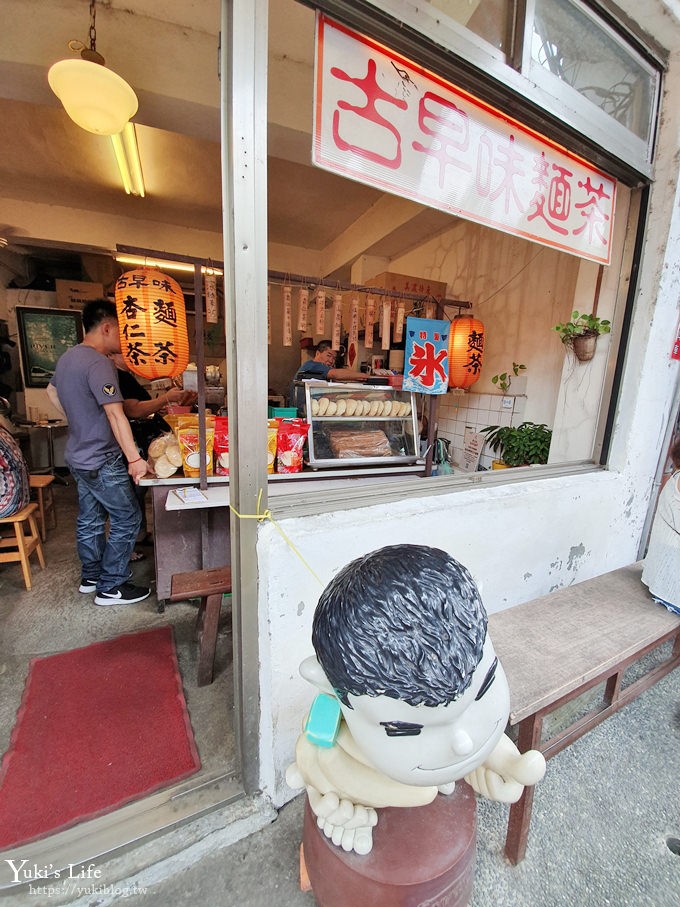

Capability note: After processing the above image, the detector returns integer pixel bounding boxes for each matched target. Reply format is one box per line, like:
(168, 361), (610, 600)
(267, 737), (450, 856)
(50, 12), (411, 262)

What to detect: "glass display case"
(303, 381), (420, 469)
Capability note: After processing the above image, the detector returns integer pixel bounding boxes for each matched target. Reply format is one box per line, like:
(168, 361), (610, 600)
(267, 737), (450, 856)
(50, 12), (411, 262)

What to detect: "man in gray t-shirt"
(51, 299), (151, 607)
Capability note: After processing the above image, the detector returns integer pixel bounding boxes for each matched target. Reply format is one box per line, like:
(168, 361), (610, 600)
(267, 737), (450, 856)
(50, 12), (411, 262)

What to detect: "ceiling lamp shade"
(48, 58), (138, 135)
(115, 269), (190, 380)
(448, 315), (485, 389)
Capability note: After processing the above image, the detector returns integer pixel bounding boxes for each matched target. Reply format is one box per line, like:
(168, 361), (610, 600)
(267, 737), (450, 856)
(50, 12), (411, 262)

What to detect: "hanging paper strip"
(364, 295), (375, 349)
(297, 286), (309, 332)
(424, 301), (436, 320)
(315, 289), (326, 336)
(403, 316), (450, 395)
(282, 285), (293, 346)
(394, 302), (405, 343)
(114, 268), (189, 380)
(347, 296), (360, 368)
(381, 299), (391, 351)
(267, 284), (271, 345)
(205, 272), (218, 324)
(332, 293), (343, 350)
(349, 296), (359, 349)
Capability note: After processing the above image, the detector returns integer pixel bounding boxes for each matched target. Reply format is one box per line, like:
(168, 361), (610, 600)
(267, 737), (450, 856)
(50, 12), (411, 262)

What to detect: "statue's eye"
(380, 721), (423, 737)
(475, 657), (498, 701)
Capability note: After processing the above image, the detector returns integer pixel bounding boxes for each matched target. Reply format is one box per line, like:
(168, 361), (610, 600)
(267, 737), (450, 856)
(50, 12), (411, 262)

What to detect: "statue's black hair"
(312, 544), (487, 708)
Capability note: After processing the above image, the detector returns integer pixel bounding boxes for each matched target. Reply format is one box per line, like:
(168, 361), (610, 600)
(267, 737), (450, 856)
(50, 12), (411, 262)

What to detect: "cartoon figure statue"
(286, 544), (546, 856)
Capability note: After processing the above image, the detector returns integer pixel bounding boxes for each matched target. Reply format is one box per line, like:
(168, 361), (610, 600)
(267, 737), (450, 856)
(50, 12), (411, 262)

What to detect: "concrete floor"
(2, 665), (673, 907)
(1, 482), (679, 906)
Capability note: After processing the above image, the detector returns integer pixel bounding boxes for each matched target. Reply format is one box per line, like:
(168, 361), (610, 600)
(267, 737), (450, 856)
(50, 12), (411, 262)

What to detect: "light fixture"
(115, 254), (223, 276)
(111, 124), (145, 197)
(47, 0), (138, 136)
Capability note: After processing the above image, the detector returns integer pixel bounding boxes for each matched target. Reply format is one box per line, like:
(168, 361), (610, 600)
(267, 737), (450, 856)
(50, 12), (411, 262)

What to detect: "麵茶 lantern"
(448, 315), (485, 389)
(114, 268), (190, 380)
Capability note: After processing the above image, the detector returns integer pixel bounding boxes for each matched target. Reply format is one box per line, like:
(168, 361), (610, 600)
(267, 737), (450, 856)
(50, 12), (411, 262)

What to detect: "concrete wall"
(256, 12), (680, 807)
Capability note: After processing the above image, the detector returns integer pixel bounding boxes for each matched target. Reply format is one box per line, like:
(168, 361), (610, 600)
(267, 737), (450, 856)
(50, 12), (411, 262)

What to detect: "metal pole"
(221, 0), (268, 795)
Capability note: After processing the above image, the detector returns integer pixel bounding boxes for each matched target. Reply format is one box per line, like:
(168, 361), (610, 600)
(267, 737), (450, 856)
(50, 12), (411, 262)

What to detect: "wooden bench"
(168, 566), (232, 686)
(488, 563), (680, 865)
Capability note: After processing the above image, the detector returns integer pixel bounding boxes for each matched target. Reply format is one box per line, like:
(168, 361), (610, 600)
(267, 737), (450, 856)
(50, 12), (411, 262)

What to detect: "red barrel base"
(302, 783), (477, 907)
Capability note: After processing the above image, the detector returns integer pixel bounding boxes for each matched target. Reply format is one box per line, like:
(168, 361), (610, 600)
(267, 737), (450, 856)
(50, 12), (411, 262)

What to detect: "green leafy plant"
(480, 421), (552, 467)
(553, 311), (611, 345)
(491, 362), (526, 393)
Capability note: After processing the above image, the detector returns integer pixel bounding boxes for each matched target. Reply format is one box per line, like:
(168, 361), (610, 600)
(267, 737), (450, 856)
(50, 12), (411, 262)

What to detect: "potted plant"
(480, 421), (552, 468)
(553, 311), (611, 362)
(491, 362), (526, 393)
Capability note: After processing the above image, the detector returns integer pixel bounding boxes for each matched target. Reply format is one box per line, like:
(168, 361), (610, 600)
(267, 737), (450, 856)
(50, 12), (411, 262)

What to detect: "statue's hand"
(464, 734), (546, 803)
(307, 786), (377, 855)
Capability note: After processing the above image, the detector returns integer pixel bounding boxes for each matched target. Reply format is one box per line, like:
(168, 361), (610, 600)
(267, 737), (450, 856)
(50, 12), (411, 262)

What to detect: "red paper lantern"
(448, 315), (485, 389)
(114, 268), (190, 380)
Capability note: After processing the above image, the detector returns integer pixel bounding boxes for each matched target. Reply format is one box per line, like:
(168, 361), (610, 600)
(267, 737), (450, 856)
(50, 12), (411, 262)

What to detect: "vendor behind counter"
(290, 339), (368, 415)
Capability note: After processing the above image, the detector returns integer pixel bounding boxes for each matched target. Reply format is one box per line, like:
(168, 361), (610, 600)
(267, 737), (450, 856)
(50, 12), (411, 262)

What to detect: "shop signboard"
(403, 316), (449, 394)
(314, 15), (616, 265)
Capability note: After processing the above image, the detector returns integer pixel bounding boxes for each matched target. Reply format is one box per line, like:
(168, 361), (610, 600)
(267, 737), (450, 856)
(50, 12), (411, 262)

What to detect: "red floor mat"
(0, 625), (201, 849)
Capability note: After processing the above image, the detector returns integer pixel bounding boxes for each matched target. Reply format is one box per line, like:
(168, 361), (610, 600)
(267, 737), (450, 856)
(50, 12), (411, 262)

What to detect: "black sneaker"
(80, 570), (132, 594)
(94, 583), (151, 607)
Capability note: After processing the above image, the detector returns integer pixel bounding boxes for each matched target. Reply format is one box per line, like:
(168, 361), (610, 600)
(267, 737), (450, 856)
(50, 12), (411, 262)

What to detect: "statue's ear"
(300, 656), (335, 694)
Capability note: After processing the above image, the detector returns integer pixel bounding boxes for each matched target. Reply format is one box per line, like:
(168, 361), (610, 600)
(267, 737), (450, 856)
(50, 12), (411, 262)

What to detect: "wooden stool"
(0, 503), (46, 591)
(168, 566), (232, 686)
(29, 474), (57, 542)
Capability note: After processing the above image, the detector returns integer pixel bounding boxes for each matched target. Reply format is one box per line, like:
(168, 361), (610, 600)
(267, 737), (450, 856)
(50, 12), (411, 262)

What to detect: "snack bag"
(214, 416), (229, 476)
(276, 418), (310, 474)
(147, 431), (182, 478)
(267, 419), (278, 474)
(175, 413), (198, 443)
(178, 426), (215, 478)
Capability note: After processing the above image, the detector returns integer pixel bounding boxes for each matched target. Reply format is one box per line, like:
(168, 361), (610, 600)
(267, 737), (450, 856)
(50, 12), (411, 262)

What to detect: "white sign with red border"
(314, 15), (616, 265)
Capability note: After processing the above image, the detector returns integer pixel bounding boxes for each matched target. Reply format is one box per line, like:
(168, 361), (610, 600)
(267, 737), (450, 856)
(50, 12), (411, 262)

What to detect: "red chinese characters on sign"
(331, 58), (408, 169)
(403, 317), (450, 394)
(410, 340), (447, 387)
(315, 16), (616, 264)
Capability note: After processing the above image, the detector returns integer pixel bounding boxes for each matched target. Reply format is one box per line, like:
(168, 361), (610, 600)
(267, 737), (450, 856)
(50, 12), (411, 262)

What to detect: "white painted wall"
(256, 14), (680, 808)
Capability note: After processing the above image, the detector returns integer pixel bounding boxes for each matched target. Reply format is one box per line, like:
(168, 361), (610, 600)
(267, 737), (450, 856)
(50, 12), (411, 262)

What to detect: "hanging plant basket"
(572, 333), (598, 362)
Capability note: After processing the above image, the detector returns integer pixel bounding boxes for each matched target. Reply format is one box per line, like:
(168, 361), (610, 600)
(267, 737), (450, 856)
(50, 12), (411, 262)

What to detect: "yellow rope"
(229, 488), (324, 585)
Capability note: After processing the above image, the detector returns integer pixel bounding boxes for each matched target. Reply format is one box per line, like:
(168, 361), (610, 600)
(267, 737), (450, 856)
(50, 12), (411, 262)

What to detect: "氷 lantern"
(448, 315), (485, 389)
(114, 268), (190, 380)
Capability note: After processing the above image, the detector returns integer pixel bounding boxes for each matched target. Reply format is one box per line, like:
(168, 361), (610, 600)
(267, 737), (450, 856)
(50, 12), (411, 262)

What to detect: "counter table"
(141, 465), (424, 606)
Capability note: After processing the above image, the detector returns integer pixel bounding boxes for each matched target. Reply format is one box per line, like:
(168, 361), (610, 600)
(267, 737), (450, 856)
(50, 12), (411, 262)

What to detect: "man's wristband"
(129, 457), (143, 465)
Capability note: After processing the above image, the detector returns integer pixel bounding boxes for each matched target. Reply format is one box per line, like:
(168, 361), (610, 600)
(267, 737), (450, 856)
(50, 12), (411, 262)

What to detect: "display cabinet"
(303, 381), (420, 468)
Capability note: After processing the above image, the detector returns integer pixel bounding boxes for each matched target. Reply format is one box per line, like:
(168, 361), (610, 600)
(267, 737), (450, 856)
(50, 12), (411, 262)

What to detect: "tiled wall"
(437, 391), (526, 471)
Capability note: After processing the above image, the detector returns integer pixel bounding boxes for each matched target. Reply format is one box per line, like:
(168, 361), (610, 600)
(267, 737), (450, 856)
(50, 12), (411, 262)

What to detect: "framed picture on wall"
(16, 306), (83, 388)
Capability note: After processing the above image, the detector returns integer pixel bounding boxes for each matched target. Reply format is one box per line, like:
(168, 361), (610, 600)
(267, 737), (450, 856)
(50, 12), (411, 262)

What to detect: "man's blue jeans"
(69, 452), (141, 593)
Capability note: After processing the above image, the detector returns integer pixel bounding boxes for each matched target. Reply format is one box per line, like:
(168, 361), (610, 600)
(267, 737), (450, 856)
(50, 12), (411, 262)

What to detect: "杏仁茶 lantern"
(448, 315), (485, 389)
(114, 268), (190, 380)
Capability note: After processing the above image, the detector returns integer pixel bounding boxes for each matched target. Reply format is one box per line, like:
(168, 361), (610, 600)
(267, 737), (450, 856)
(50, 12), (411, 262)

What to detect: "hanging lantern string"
(89, 0), (97, 51)
(475, 247), (545, 307)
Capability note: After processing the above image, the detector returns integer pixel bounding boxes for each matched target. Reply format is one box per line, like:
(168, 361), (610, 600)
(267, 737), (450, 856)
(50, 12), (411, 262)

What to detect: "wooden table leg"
(196, 592), (222, 686)
(505, 712), (543, 865)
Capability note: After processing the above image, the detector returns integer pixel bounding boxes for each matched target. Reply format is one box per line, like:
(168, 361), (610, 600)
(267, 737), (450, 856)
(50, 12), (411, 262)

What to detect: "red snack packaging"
(276, 418), (310, 474)
(214, 416), (229, 475)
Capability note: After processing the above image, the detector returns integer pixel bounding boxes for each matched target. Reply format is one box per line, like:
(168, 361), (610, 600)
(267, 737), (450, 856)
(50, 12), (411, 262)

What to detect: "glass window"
(531, 0), (658, 143)
(424, 0), (513, 54)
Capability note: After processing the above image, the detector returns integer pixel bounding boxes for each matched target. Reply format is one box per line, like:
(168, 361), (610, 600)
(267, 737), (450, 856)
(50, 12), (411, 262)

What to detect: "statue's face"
(340, 637), (510, 787)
